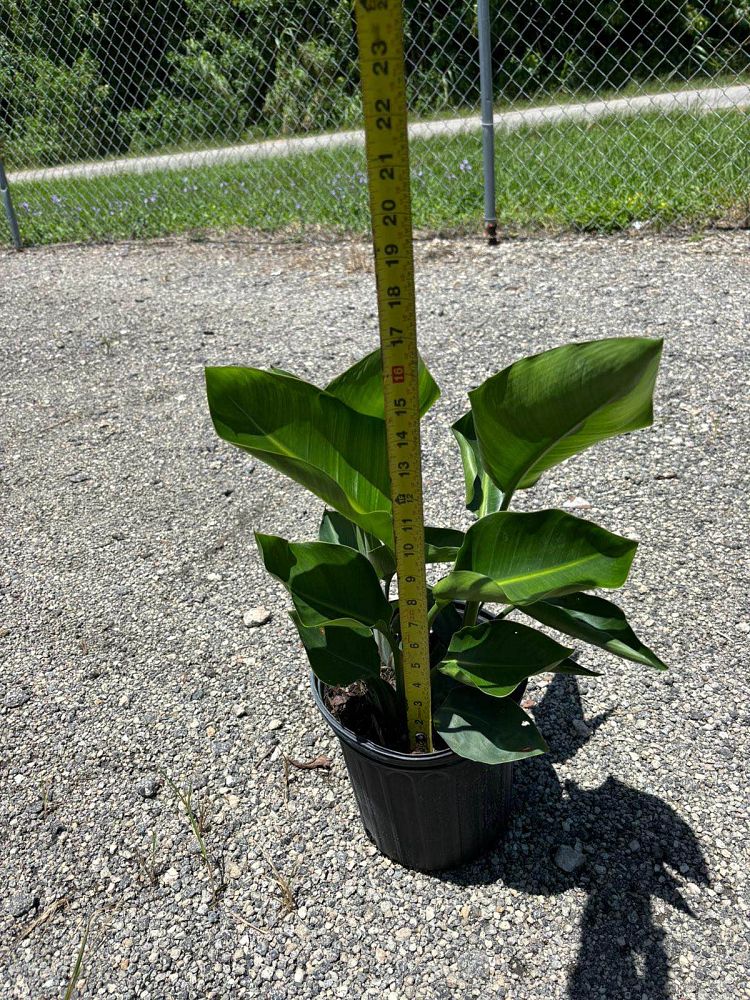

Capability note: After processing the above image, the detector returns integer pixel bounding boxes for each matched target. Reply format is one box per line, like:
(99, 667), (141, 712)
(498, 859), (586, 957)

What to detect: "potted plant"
(205, 336), (666, 870)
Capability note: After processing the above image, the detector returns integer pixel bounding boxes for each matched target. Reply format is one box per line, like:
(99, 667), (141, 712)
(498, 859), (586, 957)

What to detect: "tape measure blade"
(355, 0), (433, 753)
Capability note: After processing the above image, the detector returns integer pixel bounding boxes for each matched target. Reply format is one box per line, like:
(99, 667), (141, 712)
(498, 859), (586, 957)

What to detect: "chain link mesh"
(1, 2), (749, 245)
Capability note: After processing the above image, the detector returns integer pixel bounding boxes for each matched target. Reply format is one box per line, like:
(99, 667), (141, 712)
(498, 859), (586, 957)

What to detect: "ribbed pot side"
(311, 674), (516, 872)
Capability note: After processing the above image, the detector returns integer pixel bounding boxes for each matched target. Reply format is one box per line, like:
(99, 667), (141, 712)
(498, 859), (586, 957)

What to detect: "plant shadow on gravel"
(436, 675), (710, 999)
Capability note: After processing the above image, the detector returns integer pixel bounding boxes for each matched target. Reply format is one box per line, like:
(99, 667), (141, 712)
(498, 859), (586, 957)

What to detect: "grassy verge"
(4, 109), (749, 246)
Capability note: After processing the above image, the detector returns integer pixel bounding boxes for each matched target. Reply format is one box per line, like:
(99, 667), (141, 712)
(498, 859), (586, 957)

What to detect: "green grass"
(4, 109), (749, 246)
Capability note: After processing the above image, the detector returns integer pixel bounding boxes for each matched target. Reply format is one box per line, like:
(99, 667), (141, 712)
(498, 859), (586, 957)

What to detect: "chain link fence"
(1, 1), (749, 246)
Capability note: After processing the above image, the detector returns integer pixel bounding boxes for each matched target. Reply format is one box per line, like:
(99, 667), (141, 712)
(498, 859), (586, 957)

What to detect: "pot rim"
(310, 671), (462, 769)
(309, 604), (527, 769)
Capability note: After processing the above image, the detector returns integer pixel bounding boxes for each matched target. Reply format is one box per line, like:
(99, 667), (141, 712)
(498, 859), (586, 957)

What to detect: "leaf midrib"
(480, 549), (621, 589)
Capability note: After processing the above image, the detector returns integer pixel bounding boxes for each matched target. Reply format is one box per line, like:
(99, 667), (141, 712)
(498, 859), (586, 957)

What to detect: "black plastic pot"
(312, 674), (521, 872)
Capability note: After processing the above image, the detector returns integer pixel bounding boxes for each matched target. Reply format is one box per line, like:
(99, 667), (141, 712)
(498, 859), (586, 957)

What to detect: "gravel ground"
(1, 230), (749, 999)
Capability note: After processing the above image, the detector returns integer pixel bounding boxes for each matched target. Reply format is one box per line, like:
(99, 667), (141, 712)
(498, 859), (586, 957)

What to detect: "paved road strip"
(8, 84), (750, 184)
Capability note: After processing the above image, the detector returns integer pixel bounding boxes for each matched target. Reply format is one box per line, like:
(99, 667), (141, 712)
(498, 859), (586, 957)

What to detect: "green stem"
(499, 490), (514, 511)
(393, 646), (405, 703)
(462, 600), (481, 628)
(427, 602), (442, 628)
(380, 628), (405, 701)
(496, 605), (515, 620)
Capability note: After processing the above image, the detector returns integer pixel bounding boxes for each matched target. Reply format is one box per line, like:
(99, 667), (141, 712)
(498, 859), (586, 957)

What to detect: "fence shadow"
(437, 674), (709, 1000)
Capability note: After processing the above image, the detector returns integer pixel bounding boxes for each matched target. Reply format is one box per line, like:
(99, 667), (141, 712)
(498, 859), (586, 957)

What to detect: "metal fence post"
(477, 0), (497, 245)
(0, 158), (23, 250)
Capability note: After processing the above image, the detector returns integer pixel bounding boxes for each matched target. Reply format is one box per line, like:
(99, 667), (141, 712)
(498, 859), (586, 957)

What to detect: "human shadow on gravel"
(437, 675), (710, 1000)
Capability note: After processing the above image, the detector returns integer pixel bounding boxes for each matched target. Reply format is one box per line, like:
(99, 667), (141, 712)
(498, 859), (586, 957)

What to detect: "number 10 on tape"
(355, 0), (433, 752)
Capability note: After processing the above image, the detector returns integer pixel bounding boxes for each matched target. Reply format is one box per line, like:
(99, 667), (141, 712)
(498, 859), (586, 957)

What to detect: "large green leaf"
(437, 620), (577, 697)
(433, 686), (548, 764)
(451, 411), (502, 517)
(521, 592), (667, 670)
(432, 510), (637, 606)
(318, 508), (362, 549)
(319, 511), (461, 575)
(468, 337), (663, 502)
(291, 613), (383, 686)
(325, 348), (440, 418)
(318, 509), (396, 579)
(255, 534), (391, 630)
(424, 526), (465, 563)
(205, 366), (392, 542)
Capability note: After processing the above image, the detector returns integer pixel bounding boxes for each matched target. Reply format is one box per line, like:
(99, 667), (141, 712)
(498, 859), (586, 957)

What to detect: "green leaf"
(319, 510), (460, 570)
(424, 526), (465, 563)
(432, 510), (637, 606)
(325, 348), (440, 418)
(431, 602), (464, 649)
(318, 509), (396, 579)
(430, 670), (460, 713)
(451, 411), (502, 517)
(433, 686), (548, 764)
(555, 657), (601, 677)
(318, 508), (360, 548)
(255, 533), (391, 630)
(205, 366), (392, 543)
(437, 620), (574, 697)
(468, 337), (663, 501)
(291, 613), (382, 686)
(521, 592), (667, 670)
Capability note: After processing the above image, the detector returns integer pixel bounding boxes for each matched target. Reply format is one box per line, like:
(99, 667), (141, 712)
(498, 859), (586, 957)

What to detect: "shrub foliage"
(1, 1), (748, 167)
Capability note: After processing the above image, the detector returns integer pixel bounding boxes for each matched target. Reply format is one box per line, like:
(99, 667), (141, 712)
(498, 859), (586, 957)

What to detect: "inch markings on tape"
(354, 0), (432, 752)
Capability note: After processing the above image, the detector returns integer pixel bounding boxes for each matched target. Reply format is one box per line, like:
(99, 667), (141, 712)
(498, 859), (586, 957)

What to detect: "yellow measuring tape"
(354, 0), (432, 752)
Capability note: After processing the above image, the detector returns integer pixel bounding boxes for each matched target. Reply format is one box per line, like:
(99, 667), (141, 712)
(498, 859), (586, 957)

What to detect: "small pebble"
(3, 687), (30, 709)
(563, 496), (592, 510)
(136, 776), (162, 799)
(162, 868), (180, 886)
(243, 606), (271, 628)
(555, 844), (585, 873)
(7, 893), (37, 919)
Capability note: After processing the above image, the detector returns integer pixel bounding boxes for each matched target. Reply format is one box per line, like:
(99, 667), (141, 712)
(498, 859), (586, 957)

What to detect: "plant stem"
(462, 601), (481, 628)
(393, 646), (405, 702)
(427, 603), (442, 628)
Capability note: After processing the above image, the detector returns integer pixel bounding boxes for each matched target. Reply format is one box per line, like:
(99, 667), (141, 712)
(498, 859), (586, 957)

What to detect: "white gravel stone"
(563, 496), (593, 510)
(243, 606), (271, 628)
